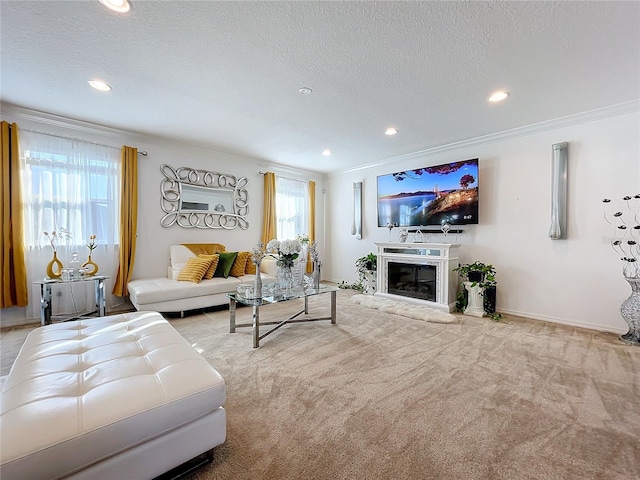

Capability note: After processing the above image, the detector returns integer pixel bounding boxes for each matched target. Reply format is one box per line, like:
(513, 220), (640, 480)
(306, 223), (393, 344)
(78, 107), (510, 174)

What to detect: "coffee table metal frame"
(228, 285), (337, 348)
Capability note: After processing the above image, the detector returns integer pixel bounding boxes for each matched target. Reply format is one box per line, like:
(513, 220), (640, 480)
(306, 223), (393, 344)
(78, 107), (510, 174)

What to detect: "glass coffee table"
(227, 284), (338, 348)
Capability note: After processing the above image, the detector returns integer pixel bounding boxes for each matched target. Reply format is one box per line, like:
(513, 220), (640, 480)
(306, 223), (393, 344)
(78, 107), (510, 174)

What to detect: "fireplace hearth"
(374, 242), (461, 312)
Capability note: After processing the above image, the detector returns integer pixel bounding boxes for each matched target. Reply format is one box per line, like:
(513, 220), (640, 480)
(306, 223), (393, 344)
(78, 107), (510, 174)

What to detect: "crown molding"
(1, 103), (131, 138)
(0, 102), (264, 160)
(334, 100), (640, 176)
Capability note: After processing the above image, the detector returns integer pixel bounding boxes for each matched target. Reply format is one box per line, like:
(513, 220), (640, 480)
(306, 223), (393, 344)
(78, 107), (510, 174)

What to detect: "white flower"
(280, 239), (301, 255)
(266, 239), (281, 254)
(296, 233), (310, 244)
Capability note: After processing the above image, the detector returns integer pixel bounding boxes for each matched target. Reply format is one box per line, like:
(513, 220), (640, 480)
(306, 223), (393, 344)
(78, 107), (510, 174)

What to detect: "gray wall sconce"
(549, 142), (568, 240)
(351, 181), (362, 239)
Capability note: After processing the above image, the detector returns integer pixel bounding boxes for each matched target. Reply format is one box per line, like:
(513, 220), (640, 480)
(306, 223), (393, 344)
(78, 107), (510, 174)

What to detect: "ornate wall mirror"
(160, 164), (249, 229)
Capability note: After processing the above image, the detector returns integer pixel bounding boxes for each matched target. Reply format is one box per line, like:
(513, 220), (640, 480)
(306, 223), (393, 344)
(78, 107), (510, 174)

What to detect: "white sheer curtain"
(19, 131), (121, 319)
(276, 176), (309, 240)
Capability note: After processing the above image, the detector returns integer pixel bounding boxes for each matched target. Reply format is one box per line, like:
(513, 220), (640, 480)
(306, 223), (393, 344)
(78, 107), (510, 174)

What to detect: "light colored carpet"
(351, 293), (457, 323)
(1, 288), (639, 479)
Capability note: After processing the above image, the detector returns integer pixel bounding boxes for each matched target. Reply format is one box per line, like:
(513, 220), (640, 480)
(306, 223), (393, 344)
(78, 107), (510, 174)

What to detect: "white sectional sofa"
(127, 244), (277, 315)
(0, 311), (226, 480)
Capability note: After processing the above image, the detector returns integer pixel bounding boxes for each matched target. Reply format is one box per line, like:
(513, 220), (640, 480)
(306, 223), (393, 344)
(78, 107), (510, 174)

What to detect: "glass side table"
(34, 275), (110, 326)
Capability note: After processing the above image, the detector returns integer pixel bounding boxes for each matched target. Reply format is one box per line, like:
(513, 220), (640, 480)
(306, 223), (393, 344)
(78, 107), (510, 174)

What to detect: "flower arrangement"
(43, 227), (72, 252)
(250, 242), (268, 266)
(296, 233), (310, 245)
(86, 234), (97, 256)
(309, 241), (320, 262)
(603, 195), (640, 278)
(266, 238), (301, 268)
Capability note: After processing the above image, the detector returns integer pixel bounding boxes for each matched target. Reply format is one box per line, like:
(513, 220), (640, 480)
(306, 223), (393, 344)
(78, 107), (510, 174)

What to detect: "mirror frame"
(160, 164), (249, 229)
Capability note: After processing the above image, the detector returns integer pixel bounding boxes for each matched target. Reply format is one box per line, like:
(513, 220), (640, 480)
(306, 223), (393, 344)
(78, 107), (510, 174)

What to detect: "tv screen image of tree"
(377, 158), (479, 227)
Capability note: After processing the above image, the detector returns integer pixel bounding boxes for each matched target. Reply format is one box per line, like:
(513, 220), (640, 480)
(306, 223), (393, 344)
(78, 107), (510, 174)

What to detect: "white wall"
(3, 103), (638, 334)
(325, 108), (640, 334)
(0, 104), (325, 326)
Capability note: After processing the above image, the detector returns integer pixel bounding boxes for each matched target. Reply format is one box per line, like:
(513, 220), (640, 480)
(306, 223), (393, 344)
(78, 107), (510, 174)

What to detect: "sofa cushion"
(214, 252), (238, 278)
(229, 251), (251, 277)
(198, 254), (220, 279)
(129, 276), (243, 305)
(181, 243), (226, 256)
(245, 257), (257, 274)
(177, 257), (212, 283)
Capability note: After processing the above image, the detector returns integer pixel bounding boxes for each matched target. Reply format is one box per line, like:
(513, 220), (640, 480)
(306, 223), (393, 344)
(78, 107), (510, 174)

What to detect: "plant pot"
(483, 285), (497, 314)
(468, 271), (483, 283)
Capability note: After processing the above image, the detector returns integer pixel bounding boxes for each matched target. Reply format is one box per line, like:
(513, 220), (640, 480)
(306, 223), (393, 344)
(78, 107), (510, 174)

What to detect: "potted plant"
(355, 253), (377, 294)
(453, 261), (501, 320)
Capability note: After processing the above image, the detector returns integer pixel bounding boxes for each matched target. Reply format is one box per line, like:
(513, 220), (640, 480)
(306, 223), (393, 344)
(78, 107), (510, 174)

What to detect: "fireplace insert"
(387, 262), (436, 302)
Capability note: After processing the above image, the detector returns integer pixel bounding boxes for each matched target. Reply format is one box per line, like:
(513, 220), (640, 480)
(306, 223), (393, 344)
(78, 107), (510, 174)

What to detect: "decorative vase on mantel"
(620, 276), (640, 346)
(46, 251), (63, 279)
(82, 255), (99, 276)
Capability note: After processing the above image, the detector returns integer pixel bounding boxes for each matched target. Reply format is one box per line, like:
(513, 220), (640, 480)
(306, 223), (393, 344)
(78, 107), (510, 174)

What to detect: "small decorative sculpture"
(386, 221), (397, 241)
(441, 222), (451, 239)
(399, 228), (408, 243)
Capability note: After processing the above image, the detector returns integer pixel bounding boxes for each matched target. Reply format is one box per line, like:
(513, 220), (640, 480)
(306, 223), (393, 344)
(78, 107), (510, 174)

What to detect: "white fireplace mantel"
(374, 242), (461, 312)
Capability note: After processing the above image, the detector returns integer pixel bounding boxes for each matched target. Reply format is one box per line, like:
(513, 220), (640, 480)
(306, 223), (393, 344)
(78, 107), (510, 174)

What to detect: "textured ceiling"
(1, 1), (639, 173)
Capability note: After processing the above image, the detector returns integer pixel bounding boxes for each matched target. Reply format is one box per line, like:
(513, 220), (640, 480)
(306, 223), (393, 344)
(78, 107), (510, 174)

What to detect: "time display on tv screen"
(377, 158), (479, 227)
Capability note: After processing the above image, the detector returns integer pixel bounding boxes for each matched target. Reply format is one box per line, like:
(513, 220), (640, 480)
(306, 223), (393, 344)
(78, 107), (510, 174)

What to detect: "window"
(20, 132), (120, 249)
(276, 176), (309, 240)
(19, 130), (121, 318)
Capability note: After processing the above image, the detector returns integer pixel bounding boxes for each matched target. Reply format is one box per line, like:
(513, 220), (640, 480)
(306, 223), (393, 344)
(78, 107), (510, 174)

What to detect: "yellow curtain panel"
(0, 121), (28, 308)
(261, 172), (277, 245)
(307, 180), (316, 273)
(112, 146), (138, 297)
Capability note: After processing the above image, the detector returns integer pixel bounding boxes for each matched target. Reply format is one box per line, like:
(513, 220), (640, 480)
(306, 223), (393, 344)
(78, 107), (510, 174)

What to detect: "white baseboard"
(496, 308), (626, 335)
(328, 276), (627, 336)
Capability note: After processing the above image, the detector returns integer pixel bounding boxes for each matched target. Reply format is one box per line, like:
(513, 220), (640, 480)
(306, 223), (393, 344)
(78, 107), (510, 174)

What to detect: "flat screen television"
(377, 158), (479, 227)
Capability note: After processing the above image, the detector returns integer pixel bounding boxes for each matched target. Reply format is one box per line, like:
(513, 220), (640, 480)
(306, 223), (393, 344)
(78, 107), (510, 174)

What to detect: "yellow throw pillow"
(245, 255), (257, 275)
(198, 254), (220, 280)
(177, 257), (212, 283)
(230, 251), (251, 277)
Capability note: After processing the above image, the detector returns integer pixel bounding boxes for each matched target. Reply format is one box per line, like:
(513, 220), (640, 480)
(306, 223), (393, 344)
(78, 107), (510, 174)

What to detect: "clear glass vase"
(278, 264), (294, 297)
(620, 276), (640, 346)
(254, 260), (262, 299)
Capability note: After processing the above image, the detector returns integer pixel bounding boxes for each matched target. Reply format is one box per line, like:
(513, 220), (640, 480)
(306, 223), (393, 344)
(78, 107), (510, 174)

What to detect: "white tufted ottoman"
(0, 311), (226, 480)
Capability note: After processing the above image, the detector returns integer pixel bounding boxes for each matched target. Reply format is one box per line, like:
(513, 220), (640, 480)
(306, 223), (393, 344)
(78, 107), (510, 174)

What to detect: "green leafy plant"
(339, 253), (377, 293)
(355, 253), (377, 293)
(338, 280), (364, 292)
(454, 261), (501, 320)
(355, 252), (377, 281)
(453, 261), (496, 290)
(455, 289), (468, 313)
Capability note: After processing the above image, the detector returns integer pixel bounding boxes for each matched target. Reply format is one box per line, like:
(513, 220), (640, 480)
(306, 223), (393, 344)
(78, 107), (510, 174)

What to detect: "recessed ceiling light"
(88, 80), (112, 92)
(488, 91), (510, 102)
(385, 127), (398, 136)
(322, 149), (332, 156)
(98, 0), (131, 13)
(298, 87), (313, 95)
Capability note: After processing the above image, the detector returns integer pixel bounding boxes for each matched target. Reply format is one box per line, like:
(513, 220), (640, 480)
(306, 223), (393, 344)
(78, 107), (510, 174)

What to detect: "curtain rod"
(21, 128), (147, 156)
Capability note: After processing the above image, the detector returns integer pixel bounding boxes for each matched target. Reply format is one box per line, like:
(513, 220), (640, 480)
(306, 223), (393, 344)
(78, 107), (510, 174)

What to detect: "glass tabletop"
(228, 284), (338, 307)
(34, 275), (110, 285)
